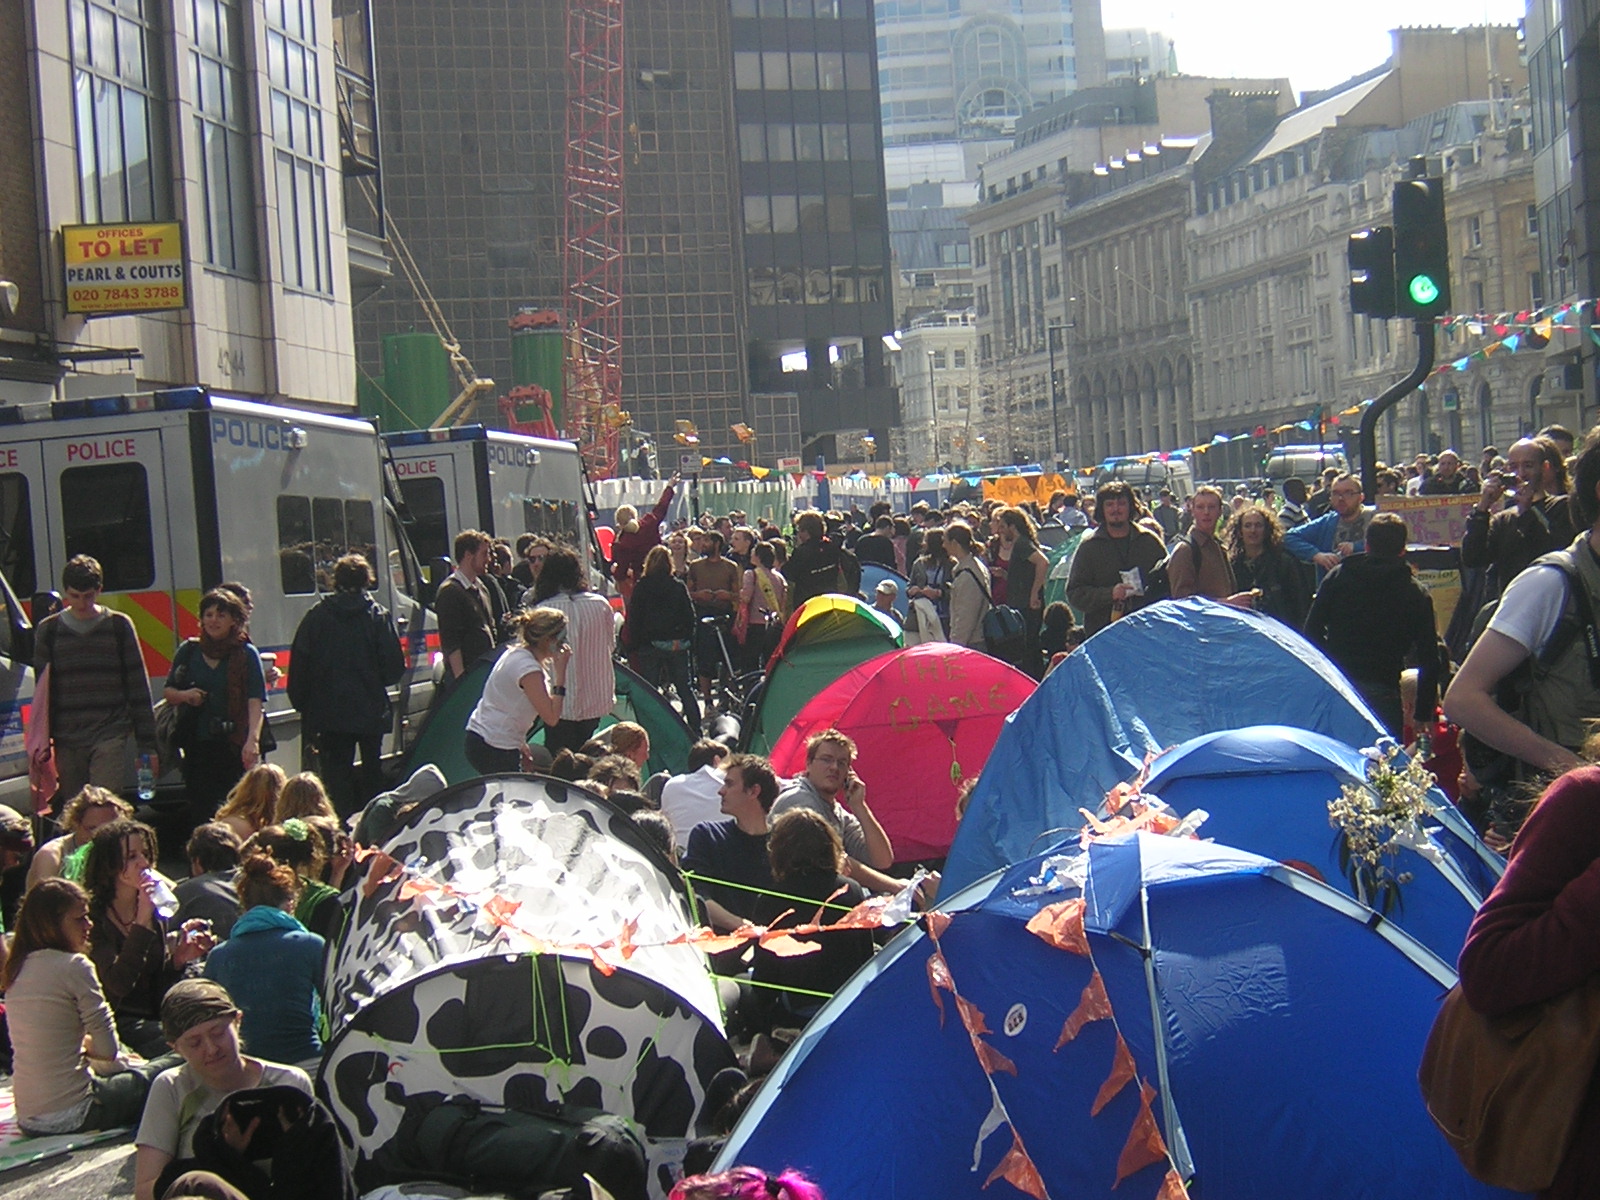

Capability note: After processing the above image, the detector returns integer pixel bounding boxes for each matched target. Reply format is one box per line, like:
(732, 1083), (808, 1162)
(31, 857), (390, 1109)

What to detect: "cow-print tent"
(319, 774), (736, 1196)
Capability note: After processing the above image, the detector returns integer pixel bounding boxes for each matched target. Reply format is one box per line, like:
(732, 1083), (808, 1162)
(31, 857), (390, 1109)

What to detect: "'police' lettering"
(395, 458), (437, 477)
(0, 449), (18, 469)
(211, 417), (286, 451)
(487, 444), (537, 468)
(66, 438), (135, 462)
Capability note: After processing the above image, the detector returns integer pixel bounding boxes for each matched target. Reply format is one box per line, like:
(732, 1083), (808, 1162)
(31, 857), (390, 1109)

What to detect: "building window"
(1471, 281), (1486, 312)
(953, 349), (966, 368)
(738, 123), (765, 161)
(70, 0), (172, 223)
(268, 0), (333, 293)
(1530, 271), (1545, 308)
(1466, 214), (1482, 249)
(1044, 263), (1060, 299)
(1526, 204), (1539, 237)
(973, 237), (985, 267)
(1043, 219), (1056, 246)
(192, 0), (257, 275)
(978, 334), (992, 362)
(931, 350), (947, 369)
(734, 52), (762, 90)
(975, 284), (989, 316)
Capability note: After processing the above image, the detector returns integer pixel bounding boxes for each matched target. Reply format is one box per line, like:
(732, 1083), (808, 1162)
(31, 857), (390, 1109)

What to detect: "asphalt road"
(0, 1136), (138, 1199)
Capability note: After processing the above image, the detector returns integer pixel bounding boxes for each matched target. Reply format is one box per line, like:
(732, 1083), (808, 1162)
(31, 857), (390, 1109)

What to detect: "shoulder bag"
(960, 568), (1026, 665)
(1418, 972), (1600, 1190)
(154, 639), (201, 763)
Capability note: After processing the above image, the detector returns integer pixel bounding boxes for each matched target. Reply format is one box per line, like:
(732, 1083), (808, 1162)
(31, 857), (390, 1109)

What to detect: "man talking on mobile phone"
(769, 729), (907, 895)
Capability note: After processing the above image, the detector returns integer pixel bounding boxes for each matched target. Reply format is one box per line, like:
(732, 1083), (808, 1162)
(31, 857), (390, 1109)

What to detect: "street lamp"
(1046, 322), (1063, 470)
(927, 349), (939, 471)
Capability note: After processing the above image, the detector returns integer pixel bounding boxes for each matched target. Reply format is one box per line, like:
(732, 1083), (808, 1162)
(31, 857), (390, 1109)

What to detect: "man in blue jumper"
(1284, 473), (1377, 583)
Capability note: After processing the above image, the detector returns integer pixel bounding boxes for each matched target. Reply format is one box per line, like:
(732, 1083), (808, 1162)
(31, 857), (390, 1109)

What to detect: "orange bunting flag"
(925, 910), (953, 939)
(1155, 1169), (1189, 1200)
(760, 934), (824, 958)
(1025, 899), (1089, 956)
(1092, 1034), (1138, 1115)
(615, 917), (638, 961)
(1057, 971), (1113, 1048)
(973, 1038), (1018, 1077)
(982, 1131), (1049, 1199)
(927, 949), (955, 1024)
(832, 897), (888, 929)
(1113, 1081), (1167, 1187)
(397, 876), (442, 903)
(483, 894), (523, 926)
(361, 852), (404, 899)
(583, 944), (618, 976)
(956, 995), (993, 1037)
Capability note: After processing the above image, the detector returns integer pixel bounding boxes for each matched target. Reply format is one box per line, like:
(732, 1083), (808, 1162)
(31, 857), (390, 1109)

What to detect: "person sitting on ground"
(587, 754), (642, 796)
(133, 980), (314, 1200)
(769, 730), (902, 895)
(630, 810), (678, 864)
(26, 785), (131, 892)
(172, 823), (243, 941)
(272, 772), (336, 825)
(682, 754), (780, 931)
(661, 740), (731, 854)
(86, 819), (215, 1057)
(212, 764), (287, 844)
(246, 822), (350, 946)
(5, 879), (180, 1136)
(599, 721), (651, 771)
(1038, 601), (1077, 661)
(749, 810), (875, 1035)
(547, 749), (595, 782)
(202, 853), (324, 1069)
(462, 607), (571, 776)
(670, 1166), (824, 1200)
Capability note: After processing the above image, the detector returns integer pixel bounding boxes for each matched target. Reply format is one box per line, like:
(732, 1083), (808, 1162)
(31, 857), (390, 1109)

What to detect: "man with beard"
(1284, 473), (1376, 583)
(1066, 481), (1166, 635)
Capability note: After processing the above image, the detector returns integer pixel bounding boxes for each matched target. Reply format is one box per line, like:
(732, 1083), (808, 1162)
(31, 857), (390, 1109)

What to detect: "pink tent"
(770, 643), (1036, 862)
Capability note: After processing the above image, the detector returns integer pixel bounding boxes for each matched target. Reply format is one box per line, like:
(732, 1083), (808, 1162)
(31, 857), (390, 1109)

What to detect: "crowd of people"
(9, 413), (1600, 1198)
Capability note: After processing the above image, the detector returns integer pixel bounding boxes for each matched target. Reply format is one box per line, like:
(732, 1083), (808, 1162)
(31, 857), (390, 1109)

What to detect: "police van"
(383, 426), (594, 582)
(0, 388), (435, 808)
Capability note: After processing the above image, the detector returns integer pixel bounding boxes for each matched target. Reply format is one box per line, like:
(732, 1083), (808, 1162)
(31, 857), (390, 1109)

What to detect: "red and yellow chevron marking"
(100, 589), (202, 678)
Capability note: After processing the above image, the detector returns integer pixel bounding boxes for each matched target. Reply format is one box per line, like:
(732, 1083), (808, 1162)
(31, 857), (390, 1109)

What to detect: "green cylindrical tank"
(509, 308), (564, 427)
(381, 332), (453, 430)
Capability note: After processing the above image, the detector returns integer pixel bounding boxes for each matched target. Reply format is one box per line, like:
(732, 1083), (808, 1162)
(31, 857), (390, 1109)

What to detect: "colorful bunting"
(1092, 1034), (1139, 1116)
(1024, 898), (1089, 955)
(1114, 1081), (1169, 1187)
(983, 1131), (1050, 1199)
(1057, 972), (1113, 1047)
(1156, 1169), (1191, 1199)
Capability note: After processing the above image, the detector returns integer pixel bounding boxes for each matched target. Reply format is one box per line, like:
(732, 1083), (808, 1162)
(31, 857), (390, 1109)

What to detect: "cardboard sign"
(1376, 494), (1478, 547)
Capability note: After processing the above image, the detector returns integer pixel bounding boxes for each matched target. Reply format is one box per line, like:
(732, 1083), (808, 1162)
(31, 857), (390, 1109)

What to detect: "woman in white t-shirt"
(463, 607), (572, 775)
(133, 979), (312, 1200)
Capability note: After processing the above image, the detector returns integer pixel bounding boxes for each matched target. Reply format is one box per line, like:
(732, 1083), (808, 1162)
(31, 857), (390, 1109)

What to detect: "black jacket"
(287, 590), (406, 736)
(1459, 494), (1577, 589)
(1304, 554), (1441, 720)
(625, 572), (697, 649)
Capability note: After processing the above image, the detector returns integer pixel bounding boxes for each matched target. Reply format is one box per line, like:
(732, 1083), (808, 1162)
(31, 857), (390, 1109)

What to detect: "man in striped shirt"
(535, 548), (617, 753)
(34, 555), (157, 803)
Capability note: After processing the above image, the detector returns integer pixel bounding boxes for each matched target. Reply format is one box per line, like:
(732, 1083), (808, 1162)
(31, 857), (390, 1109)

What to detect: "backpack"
(1141, 533), (1192, 604)
(367, 1094), (647, 1200)
(1458, 548), (1600, 790)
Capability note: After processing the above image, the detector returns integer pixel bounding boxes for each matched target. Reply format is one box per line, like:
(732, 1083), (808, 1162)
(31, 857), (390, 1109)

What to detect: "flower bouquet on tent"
(1327, 737), (1446, 915)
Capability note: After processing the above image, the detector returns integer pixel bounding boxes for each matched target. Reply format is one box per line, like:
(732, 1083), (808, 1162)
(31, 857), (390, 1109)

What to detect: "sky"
(1098, 1), (1528, 97)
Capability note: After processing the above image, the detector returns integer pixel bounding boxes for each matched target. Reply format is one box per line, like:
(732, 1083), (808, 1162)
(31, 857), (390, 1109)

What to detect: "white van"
(1092, 455), (1195, 500)
(383, 427), (593, 580)
(1265, 444), (1349, 486)
(0, 389), (434, 807)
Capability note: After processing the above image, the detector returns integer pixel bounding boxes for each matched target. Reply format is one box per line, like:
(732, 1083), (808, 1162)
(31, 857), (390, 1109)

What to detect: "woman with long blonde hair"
(213, 762), (287, 842)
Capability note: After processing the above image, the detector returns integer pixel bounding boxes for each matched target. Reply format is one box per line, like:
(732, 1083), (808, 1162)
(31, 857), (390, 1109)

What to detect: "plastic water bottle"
(143, 870), (179, 920)
(136, 753), (155, 802)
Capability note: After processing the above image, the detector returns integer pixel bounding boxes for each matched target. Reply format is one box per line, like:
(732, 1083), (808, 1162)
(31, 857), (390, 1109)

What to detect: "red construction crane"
(562, 0), (624, 477)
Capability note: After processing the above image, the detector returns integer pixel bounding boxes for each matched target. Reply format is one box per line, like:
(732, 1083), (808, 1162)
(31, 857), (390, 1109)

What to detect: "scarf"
(198, 628), (250, 747)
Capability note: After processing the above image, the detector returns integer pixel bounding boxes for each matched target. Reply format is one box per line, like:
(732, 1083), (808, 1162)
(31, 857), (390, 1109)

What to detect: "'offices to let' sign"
(61, 222), (187, 316)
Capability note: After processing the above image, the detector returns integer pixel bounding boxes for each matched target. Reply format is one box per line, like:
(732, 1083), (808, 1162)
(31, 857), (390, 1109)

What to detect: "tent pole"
(1138, 882), (1195, 1179)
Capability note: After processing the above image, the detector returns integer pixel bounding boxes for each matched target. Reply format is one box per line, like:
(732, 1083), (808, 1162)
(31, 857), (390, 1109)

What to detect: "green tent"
(740, 594), (904, 756)
(1042, 528), (1085, 618)
(400, 654), (693, 784)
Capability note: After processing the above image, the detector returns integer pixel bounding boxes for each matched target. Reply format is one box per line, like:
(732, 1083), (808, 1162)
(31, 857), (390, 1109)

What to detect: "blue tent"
(1132, 725), (1501, 963)
(717, 833), (1523, 1200)
(944, 598), (1389, 892)
(859, 561), (910, 617)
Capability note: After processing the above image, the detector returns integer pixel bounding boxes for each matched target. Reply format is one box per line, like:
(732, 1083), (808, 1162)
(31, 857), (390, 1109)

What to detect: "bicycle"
(696, 612), (760, 730)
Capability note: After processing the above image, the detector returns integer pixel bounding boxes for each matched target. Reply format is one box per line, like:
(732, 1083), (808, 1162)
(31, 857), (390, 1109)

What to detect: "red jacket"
(610, 484), (674, 582)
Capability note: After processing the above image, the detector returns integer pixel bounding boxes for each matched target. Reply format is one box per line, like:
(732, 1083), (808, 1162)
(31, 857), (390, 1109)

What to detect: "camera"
(216, 719), (236, 735)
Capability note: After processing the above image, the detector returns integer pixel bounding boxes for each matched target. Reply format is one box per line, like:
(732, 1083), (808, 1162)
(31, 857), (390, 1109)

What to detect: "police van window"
(397, 478), (448, 564)
(345, 501), (377, 572)
(523, 498), (581, 548)
(278, 495), (316, 594)
(61, 464), (155, 591)
(0, 474), (36, 598)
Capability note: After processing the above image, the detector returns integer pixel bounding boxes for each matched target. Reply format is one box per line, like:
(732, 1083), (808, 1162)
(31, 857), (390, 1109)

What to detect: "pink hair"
(670, 1166), (824, 1200)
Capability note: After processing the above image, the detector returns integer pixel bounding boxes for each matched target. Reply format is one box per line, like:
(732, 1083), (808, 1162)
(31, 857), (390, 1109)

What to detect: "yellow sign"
(61, 222), (187, 315)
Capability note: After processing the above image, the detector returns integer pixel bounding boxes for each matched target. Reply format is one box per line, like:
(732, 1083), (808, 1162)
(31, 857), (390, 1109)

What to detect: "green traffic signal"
(1407, 274), (1440, 306)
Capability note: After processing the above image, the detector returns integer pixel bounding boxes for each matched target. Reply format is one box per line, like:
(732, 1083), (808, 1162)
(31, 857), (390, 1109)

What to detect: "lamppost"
(927, 349), (939, 471)
(1046, 322), (1063, 470)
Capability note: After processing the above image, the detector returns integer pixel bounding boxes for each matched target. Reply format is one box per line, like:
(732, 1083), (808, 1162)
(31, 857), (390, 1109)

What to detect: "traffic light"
(1347, 226), (1396, 318)
(1392, 177), (1451, 319)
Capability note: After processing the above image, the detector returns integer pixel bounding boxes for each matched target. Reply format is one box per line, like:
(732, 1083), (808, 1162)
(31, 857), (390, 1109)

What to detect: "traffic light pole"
(1358, 318), (1436, 497)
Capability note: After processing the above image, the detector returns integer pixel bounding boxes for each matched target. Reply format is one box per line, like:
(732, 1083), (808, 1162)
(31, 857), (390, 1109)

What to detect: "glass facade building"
(733, 0), (898, 452)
